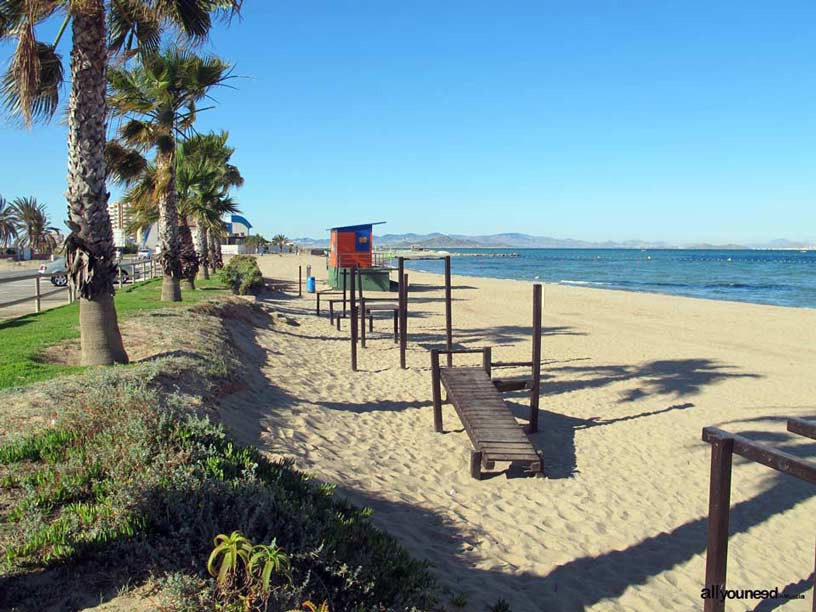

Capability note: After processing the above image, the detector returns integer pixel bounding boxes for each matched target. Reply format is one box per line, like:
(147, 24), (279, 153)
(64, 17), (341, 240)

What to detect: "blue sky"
(1, 1), (815, 244)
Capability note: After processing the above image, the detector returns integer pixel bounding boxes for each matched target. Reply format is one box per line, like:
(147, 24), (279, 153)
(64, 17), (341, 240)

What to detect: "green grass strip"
(0, 277), (230, 390)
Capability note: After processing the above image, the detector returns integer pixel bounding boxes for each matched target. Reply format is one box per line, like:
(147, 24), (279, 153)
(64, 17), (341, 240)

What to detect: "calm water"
(403, 249), (816, 309)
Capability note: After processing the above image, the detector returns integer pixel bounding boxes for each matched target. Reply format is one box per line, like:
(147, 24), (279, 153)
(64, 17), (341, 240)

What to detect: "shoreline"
(402, 264), (816, 312)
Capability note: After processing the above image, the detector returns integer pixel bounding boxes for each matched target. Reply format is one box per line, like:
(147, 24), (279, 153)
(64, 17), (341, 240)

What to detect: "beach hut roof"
(326, 221), (386, 232)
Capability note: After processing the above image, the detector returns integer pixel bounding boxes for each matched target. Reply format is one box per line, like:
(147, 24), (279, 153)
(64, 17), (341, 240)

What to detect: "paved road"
(0, 271), (72, 320)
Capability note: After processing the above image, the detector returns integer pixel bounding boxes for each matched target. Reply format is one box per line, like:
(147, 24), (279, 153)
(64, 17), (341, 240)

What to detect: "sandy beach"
(218, 253), (816, 611)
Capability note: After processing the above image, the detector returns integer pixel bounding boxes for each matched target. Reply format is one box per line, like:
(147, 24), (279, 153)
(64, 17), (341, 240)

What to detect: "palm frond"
(1, 40), (63, 125)
(105, 139), (148, 183)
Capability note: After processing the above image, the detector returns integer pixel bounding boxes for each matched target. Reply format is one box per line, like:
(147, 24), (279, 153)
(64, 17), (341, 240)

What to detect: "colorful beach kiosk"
(327, 222), (392, 291)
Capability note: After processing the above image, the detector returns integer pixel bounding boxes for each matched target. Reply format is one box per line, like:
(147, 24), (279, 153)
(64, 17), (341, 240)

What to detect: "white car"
(39, 257), (130, 286)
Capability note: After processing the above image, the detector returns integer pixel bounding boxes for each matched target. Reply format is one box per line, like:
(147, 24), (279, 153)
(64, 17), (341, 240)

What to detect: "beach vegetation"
(0, 298), (438, 610)
(218, 255), (264, 295)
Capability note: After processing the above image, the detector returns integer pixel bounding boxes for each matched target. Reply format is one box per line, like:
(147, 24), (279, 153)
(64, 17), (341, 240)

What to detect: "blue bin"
(306, 276), (316, 293)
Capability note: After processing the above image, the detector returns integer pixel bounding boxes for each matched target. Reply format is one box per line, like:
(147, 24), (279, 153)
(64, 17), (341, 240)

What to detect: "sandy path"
(219, 254), (816, 611)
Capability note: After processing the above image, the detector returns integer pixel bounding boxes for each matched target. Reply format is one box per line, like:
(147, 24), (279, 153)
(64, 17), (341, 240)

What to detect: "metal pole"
(703, 436), (734, 612)
(35, 275), (41, 313)
(530, 283), (542, 433)
(444, 255), (453, 367)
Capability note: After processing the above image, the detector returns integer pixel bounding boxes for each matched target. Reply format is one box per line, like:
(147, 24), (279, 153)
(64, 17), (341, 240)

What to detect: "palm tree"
(0, 196), (18, 249)
(177, 132), (243, 281)
(272, 234), (289, 255)
(10, 196), (59, 255)
(1, 1), (239, 365)
(108, 49), (233, 301)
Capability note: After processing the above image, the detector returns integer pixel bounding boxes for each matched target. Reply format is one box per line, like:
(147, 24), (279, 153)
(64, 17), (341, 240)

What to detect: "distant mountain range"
(292, 233), (814, 250)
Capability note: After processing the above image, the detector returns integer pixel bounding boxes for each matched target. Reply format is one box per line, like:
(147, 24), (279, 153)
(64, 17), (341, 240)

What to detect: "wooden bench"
(431, 348), (543, 479)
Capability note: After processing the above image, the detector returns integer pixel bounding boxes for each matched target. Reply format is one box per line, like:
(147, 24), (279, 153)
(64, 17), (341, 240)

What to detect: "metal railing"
(0, 257), (159, 317)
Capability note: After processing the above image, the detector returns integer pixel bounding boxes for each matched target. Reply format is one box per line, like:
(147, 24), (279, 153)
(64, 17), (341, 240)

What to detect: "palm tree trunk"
(179, 216), (198, 291)
(156, 149), (182, 301)
(64, 1), (128, 366)
(195, 224), (209, 280)
(210, 232), (223, 269)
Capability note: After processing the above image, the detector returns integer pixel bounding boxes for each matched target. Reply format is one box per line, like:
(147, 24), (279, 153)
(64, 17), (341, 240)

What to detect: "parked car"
(39, 257), (130, 287)
(137, 248), (152, 259)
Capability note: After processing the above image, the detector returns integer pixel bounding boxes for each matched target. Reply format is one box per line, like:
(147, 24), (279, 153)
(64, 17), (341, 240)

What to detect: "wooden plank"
(702, 431), (734, 612)
(703, 427), (816, 485)
(788, 417), (816, 441)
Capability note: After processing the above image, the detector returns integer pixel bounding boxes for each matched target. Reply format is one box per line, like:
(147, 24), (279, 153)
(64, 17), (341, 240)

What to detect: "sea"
(402, 249), (816, 309)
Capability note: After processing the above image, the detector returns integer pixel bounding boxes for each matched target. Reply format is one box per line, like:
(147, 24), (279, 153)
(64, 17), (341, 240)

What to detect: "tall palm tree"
(0, 1), (240, 365)
(108, 49), (233, 301)
(10, 196), (59, 255)
(176, 132), (243, 281)
(0, 195), (18, 248)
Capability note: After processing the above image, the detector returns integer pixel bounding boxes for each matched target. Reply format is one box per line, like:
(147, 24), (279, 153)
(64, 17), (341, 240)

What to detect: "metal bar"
(788, 417), (816, 441)
(702, 434), (734, 612)
(445, 255), (453, 367)
(431, 350), (443, 432)
(529, 283), (542, 434)
(0, 272), (41, 284)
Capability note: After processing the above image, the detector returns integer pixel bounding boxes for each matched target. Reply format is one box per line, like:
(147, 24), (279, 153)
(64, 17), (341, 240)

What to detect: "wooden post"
(444, 255), (453, 367)
(358, 271), (364, 339)
(360, 297), (366, 348)
(397, 257), (405, 338)
(350, 266), (357, 339)
(350, 307), (358, 371)
(482, 347), (492, 377)
(431, 350), (443, 432)
(400, 273), (408, 369)
(703, 436), (734, 612)
(316, 292), (321, 316)
(299, 265), (302, 297)
(342, 269), (348, 317)
(118, 265), (123, 288)
(329, 301), (334, 325)
(34, 275), (41, 313)
(529, 283), (542, 434)
(393, 308), (398, 343)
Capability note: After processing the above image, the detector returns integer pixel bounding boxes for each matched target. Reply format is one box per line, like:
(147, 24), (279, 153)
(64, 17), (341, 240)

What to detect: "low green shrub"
(218, 255), (264, 295)
(0, 305), (438, 611)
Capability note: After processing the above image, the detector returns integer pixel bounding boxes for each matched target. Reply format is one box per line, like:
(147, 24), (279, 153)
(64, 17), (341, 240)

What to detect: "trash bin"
(306, 276), (316, 293)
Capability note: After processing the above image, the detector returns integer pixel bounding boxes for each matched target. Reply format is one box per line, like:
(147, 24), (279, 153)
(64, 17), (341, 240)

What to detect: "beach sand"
(218, 254), (816, 611)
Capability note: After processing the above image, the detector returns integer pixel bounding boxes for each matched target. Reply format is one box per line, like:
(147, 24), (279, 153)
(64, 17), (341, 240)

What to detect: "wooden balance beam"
(431, 348), (543, 480)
